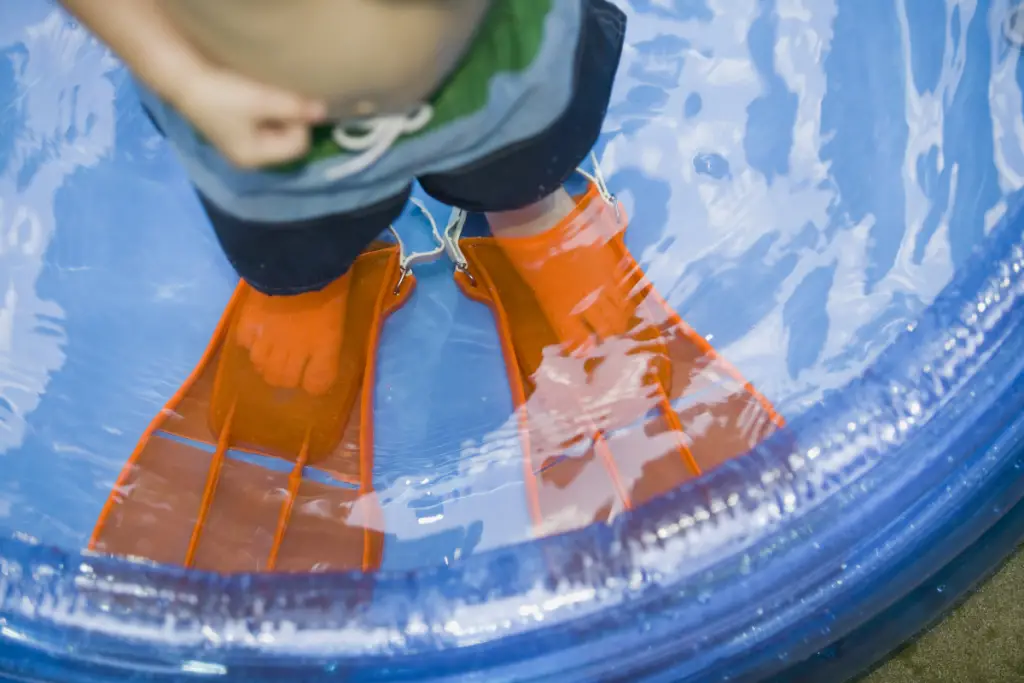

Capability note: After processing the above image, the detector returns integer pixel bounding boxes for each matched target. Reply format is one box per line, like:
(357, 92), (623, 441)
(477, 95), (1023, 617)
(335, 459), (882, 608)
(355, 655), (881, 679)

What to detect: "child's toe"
(249, 335), (275, 373)
(236, 313), (261, 349)
(264, 346), (304, 389)
(302, 347), (339, 396)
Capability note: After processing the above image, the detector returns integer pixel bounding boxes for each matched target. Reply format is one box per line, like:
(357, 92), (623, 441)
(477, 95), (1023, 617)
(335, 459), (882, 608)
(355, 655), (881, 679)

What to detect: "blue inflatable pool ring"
(2, 1), (1024, 681)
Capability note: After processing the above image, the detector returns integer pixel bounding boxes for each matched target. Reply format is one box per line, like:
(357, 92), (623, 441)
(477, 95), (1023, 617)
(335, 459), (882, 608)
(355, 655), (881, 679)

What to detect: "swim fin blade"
(454, 185), (785, 537)
(89, 242), (410, 572)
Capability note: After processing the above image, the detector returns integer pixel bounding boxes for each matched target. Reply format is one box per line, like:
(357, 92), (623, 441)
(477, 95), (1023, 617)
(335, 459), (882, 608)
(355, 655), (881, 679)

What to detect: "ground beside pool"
(864, 545), (1024, 683)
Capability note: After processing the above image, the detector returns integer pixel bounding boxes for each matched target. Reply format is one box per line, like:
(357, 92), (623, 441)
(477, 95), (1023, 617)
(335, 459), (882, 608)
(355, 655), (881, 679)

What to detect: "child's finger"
(252, 123), (312, 164)
(248, 83), (327, 122)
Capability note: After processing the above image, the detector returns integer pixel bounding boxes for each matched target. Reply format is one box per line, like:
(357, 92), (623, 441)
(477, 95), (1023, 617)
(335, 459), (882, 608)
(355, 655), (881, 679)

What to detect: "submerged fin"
(89, 241), (411, 572)
(454, 185), (785, 537)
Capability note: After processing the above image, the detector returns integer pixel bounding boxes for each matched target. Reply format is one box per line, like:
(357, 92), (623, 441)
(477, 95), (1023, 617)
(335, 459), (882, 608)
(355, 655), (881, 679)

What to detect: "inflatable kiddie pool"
(2, 1), (1024, 681)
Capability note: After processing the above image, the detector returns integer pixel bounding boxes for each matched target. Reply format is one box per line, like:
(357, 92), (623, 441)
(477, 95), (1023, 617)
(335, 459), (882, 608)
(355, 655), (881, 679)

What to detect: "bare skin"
(59, 0), (489, 167)
(489, 189), (635, 353)
(161, 0), (491, 121)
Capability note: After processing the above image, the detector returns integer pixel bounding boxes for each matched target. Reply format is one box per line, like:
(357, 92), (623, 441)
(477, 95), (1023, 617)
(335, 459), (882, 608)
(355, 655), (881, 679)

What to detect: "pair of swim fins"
(89, 164), (784, 573)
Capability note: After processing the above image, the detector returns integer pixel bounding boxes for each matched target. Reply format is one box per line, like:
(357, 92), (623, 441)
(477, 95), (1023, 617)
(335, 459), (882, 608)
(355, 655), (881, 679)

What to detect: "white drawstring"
(325, 105), (434, 181)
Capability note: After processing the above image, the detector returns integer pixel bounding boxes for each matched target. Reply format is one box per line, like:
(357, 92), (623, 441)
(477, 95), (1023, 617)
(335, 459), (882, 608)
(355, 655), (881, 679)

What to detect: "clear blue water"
(2, 0), (1023, 572)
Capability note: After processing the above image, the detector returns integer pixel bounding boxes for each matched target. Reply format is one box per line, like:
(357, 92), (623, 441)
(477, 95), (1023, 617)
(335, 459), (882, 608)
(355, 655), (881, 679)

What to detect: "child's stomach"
(160, 0), (490, 120)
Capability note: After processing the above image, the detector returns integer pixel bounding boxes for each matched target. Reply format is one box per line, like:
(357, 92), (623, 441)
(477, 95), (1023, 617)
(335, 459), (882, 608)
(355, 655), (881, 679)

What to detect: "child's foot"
(234, 274), (351, 395)
(490, 186), (634, 352)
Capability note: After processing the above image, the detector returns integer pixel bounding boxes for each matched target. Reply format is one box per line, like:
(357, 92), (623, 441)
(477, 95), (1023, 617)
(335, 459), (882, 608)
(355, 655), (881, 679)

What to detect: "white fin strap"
(576, 151), (620, 219)
(442, 208), (476, 285)
(388, 197), (446, 294)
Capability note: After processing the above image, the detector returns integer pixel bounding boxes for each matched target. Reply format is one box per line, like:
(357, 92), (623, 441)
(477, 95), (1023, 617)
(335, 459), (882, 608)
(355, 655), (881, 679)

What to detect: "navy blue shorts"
(174, 0), (626, 295)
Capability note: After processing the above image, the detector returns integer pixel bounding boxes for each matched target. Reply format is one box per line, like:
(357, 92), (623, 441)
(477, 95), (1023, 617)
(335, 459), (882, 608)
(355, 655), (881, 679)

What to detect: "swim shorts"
(141, 0), (626, 295)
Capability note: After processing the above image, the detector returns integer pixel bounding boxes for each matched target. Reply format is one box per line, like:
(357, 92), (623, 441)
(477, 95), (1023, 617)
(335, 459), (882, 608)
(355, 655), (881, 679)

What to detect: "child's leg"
(484, 189), (632, 349)
(484, 190), (577, 238)
(197, 188), (410, 394)
(419, 0), (627, 349)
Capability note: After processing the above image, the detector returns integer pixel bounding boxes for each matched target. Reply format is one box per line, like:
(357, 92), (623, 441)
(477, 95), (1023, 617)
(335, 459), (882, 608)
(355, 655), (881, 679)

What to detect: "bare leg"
(488, 186), (633, 349)
(486, 187), (578, 238)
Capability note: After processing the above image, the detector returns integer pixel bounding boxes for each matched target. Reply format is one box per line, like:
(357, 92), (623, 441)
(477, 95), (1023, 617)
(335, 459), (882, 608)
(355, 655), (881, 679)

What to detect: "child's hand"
(177, 67), (328, 169)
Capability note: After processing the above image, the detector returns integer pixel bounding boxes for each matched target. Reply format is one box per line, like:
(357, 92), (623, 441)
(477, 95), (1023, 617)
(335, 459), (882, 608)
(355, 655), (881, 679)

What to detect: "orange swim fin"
(446, 163), (785, 538)
(89, 240), (412, 572)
